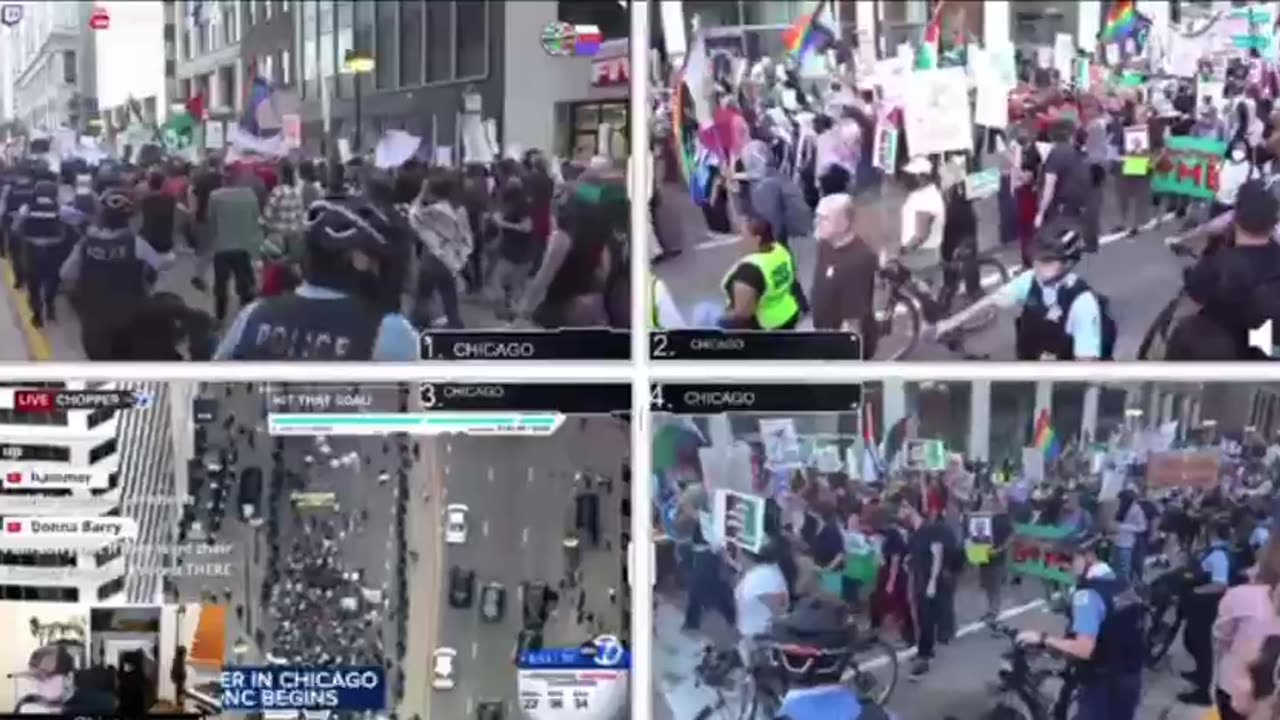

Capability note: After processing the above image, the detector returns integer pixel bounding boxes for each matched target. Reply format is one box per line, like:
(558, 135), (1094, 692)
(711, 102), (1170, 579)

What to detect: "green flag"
(161, 112), (196, 151)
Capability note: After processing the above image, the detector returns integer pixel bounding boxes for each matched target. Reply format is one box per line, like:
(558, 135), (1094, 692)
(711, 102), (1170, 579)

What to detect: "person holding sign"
(1015, 531), (1145, 720)
(1213, 138), (1260, 219)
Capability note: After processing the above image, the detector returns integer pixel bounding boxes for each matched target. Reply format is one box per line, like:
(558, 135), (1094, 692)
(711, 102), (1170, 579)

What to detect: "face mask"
(1034, 266), (1062, 284)
(1233, 150), (1247, 161)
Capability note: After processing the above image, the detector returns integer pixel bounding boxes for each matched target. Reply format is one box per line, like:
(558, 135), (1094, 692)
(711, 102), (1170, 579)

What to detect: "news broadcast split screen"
(648, 379), (1271, 720)
(0, 381), (632, 719)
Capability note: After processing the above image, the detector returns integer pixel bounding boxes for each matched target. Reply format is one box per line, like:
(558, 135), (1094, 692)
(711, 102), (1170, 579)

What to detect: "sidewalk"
(2, 247), (510, 361)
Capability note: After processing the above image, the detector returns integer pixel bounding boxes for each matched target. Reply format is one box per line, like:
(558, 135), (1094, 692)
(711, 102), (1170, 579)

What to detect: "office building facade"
(8, 1), (98, 133)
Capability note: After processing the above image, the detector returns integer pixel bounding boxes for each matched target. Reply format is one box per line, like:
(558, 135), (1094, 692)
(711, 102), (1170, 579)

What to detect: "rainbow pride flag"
(782, 0), (835, 60)
(1033, 409), (1061, 463)
(1101, 0), (1141, 43)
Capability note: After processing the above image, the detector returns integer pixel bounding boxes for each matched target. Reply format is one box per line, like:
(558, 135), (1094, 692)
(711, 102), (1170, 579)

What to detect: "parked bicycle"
(980, 622), (1077, 720)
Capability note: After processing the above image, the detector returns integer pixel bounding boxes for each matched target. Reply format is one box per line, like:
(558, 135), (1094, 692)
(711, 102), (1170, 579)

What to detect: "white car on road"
(432, 647), (457, 690)
(445, 504), (469, 544)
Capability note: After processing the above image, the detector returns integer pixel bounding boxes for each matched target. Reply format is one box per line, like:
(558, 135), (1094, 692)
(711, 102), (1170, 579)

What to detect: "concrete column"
(1078, 0), (1102, 52)
(660, 1), (687, 60)
(1179, 395), (1193, 441)
(1034, 381), (1053, 421)
(983, 0), (1010, 46)
(1190, 399), (1202, 429)
(854, 0), (878, 57)
(1161, 392), (1176, 426)
(1147, 387), (1162, 429)
(1081, 384), (1100, 446)
(874, 0), (887, 57)
(882, 379), (908, 444)
(968, 380), (992, 461)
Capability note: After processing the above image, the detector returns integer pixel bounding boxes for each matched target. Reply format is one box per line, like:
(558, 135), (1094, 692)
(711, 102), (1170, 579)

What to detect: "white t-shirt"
(900, 184), (946, 252)
(1217, 158), (1254, 205)
(735, 562), (788, 638)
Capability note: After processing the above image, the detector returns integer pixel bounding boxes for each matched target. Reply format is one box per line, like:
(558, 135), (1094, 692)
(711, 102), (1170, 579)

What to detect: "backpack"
(1038, 278), (1118, 360)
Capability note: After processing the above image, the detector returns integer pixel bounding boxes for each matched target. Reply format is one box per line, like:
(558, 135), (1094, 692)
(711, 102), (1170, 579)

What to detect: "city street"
(653, 180), (1187, 360)
(423, 417), (631, 720)
(654, 567), (1212, 720)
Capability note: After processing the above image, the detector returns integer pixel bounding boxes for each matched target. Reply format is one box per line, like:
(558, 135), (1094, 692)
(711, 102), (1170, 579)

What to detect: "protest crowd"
(0, 111), (630, 361)
(654, 396), (1280, 720)
(648, 0), (1280, 361)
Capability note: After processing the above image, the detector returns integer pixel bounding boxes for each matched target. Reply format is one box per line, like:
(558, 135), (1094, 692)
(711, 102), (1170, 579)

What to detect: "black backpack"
(1042, 279), (1118, 360)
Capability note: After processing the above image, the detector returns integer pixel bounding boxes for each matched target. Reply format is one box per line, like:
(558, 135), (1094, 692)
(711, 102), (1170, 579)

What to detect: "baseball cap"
(15, 645), (76, 680)
(1234, 179), (1279, 236)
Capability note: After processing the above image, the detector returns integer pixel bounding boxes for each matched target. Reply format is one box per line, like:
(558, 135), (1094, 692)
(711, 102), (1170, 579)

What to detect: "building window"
(223, 1), (238, 45)
(336, 0), (354, 98)
(455, 0), (486, 79)
(683, 0), (741, 29)
(557, 0), (627, 40)
(568, 101), (628, 163)
(353, 0), (374, 65)
(260, 53), (275, 82)
(280, 48), (292, 85)
(62, 51), (76, 84)
(399, 1), (423, 87)
(182, 28), (192, 59)
(89, 438), (118, 465)
(86, 406), (116, 430)
(1012, 1), (1076, 50)
(97, 577), (124, 602)
(425, 1), (451, 83)
(374, 0), (396, 89)
(0, 443), (72, 462)
(302, 0), (317, 98)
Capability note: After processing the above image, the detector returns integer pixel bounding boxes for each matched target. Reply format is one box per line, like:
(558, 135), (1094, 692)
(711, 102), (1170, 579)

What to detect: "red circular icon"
(89, 8), (109, 30)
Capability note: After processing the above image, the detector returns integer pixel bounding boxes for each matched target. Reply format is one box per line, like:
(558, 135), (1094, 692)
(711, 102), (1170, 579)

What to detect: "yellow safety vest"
(723, 243), (799, 330)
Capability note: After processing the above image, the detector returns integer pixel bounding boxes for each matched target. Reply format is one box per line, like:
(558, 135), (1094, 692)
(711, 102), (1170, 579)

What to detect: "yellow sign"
(1122, 156), (1150, 176)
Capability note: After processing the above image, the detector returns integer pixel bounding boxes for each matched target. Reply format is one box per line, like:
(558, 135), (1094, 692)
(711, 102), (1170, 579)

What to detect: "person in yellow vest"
(714, 216), (803, 330)
(650, 274), (685, 330)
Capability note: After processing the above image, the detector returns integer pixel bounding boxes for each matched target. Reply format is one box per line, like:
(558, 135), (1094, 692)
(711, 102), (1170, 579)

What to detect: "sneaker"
(29, 314), (41, 328)
(909, 659), (930, 680)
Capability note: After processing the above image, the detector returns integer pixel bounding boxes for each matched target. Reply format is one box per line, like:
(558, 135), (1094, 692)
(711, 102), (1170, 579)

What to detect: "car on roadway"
(449, 566), (475, 608)
(520, 581), (554, 629)
(445, 503), (469, 544)
(512, 628), (543, 664)
(431, 647), (457, 690)
(480, 582), (505, 622)
(475, 700), (504, 720)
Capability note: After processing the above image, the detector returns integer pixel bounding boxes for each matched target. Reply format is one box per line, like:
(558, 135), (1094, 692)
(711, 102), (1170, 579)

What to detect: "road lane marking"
(466, 696), (473, 715)
(488, 466), (495, 483)
(522, 527), (529, 545)
(0, 258), (52, 361)
(482, 519), (489, 537)
(471, 641), (479, 659)
(527, 467), (534, 484)
(447, 443), (452, 454)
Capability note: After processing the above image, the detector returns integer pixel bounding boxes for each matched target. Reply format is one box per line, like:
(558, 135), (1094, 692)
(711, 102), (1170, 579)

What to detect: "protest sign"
(904, 439), (947, 472)
(1147, 451), (1221, 490)
(966, 513), (994, 565)
(1022, 447), (1045, 484)
(1122, 157), (1151, 176)
(872, 124), (898, 171)
(1105, 44), (1120, 66)
(1053, 33), (1075, 79)
(1036, 46), (1052, 69)
(965, 168), (1000, 199)
(714, 489), (766, 554)
(986, 43), (1018, 88)
(903, 67), (972, 156)
(1123, 125), (1150, 155)
(1008, 523), (1076, 585)
(1168, 33), (1201, 78)
(1152, 135), (1227, 200)
(759, 418), (802, 469)
(974, 80), (1008, 128)
(281, 113), (301, 149)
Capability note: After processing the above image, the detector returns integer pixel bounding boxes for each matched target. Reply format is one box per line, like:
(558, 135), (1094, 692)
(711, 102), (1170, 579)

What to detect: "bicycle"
(874, 245), (1011, 360)
(1142, 564), (1192, 668)
(981, 622), (1078, 720)
(1136, 240), (1202, 361)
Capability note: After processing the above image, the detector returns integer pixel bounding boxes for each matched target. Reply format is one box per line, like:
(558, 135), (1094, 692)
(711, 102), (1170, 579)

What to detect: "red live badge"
(89, 7), (109, 30)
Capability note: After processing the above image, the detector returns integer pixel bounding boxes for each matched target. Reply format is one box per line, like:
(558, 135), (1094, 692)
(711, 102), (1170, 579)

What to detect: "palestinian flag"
(917, 1), (945, 70)
(160, 112), (196, 152)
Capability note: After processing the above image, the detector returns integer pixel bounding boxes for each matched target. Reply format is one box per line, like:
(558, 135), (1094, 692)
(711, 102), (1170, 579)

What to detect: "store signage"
(591, 57), (629, 88)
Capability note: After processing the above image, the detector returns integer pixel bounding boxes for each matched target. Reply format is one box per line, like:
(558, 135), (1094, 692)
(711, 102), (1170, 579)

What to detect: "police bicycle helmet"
(302, 195), (407, 309)
(98, 185), (135, 228)
(1032, 219), (1085, 264)
(765, 595), (856, 687)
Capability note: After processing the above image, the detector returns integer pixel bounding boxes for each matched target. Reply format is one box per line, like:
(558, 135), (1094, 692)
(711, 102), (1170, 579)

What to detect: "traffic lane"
(882, 220), (1184, 360)
(434, 438), (577, 718)
(881, 605), (1197, 720)
(0, 258), (38, 360)
(402, 438), (445, 720)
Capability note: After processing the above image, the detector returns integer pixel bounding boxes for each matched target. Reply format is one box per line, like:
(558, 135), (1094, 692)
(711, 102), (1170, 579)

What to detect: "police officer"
(1017, 532), (1144, 720)
(15, 179), (66, 326)
(1179, 521), (1233, 706)
(59, 187), (174, 359)
(213, 193), (418, 360)
(715, 216), (802, 330)
(2, 165), (36, 287)
(994, 220), (1109, 360)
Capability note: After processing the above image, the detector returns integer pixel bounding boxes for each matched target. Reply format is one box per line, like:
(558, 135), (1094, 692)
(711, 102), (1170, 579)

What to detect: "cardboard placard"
(904, 439), (947, 472)
(965, 168), (1000, 199)
(903, 67), (973, 156)
(1123, 125), (1150, 156)
(714, 489), (766, 554)
(1151, 136), (1228, 200)
(1122, 156), (1151, 176)
(1008, 522), (1076, 585)
(872, 125), (898, 171)
(1146, 451), (1222, 489)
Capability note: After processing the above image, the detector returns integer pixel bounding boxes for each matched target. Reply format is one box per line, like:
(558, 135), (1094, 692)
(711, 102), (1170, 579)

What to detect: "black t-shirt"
(1043, 141), (1087, 214)
(811, 239), (877, 332)
(1186, 241), (1280, 351)
(499, 207), (533, 264)
(809, 522), (845, 568)
(720, 262), (801, 330)
(907, 520), (958, 585)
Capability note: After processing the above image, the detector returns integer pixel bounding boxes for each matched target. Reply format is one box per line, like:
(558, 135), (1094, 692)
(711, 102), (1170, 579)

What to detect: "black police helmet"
(766, 596), (854, 686)
(303, 196), (396, 258)
(98, 186), (135, 227)
(1033, 219), (1084, 262)
(1235, 179), (1279, 237)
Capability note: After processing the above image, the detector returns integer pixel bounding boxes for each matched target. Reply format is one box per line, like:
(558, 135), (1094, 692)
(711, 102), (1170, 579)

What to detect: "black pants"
(1217, 688), (1246, 720)
(1182, 591), (1222, 694)
(24, 242), (60, 320)
(818, 164), (852, 197)
(415, 252), (464, 329)
(914, 587), (945, 659)
(213, 250), (255, 321)
(939, 234), (981, 312)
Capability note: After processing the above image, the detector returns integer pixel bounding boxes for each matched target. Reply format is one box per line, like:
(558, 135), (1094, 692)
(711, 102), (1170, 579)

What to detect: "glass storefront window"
(374, 1), (396, 90)
(685, 0), (741, 30)
(569, 102), (629, 163)
(1051, 384), (1085, 448)
(742, 0), (805, 27)
(302, 0), (318, 98)
(911, 382), (971, 458)
(1012, 1), (1077, 50)
(991, 382), (1037, 464)
(336, 0), (354, 98)
(1098, 388), (1129, 444)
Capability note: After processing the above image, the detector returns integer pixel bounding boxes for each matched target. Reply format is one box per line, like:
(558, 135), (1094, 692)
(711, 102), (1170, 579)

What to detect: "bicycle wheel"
(1146, 605), (1180, 666)
(1137, 295), (1183, 360)
(847, 638), (899, 706)
(874, 290), (923, 360)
